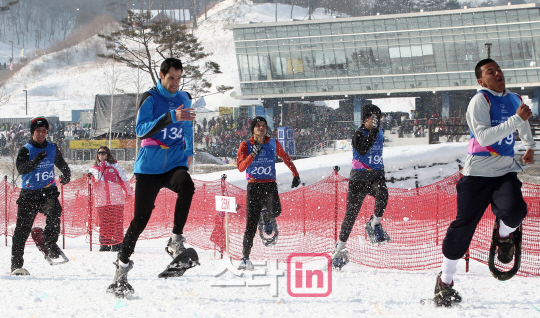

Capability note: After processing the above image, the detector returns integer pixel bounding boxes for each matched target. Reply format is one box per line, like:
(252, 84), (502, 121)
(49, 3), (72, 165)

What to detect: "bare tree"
(98, 10), (232, 99)
(102, 57), (126, 145)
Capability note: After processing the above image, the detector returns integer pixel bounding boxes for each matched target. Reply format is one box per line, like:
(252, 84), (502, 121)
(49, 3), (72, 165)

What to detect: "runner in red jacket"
(236, 116), (300, 270)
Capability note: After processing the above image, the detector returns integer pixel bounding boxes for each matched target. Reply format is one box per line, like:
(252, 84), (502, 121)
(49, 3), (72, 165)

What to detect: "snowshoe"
(11, 268), (30, 276)
(165, 234), (186, 259)
(365, 217), (391, 246)
(158, 248), (200, 279)
(332, 241), (349, 270)
(107, 260), (134, 298)
(31, 227), (69, 265)
(424, 272), (462, 307)
(262, 216), (273, 235)
(258, 210), (278, 246)
(238, 257), (254, 271)
(488, 217), (522, 281)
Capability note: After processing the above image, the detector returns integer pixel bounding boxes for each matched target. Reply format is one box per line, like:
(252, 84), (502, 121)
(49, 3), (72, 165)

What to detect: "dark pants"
(339, 170), (388, 243)
(242, 182), (281, 258)
(442, 172), (527, 260)
(11, 188), (62, 269)
(119, 167), (195, 263)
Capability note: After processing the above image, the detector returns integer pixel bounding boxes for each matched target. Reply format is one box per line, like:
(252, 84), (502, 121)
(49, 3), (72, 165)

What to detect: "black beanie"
(30, 117), (49, 135)
(250, 116), (267, 134)
(362, 104), (382, 122)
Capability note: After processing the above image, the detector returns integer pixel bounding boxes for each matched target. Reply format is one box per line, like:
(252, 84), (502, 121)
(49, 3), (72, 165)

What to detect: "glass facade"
(230, 5), (540, 98)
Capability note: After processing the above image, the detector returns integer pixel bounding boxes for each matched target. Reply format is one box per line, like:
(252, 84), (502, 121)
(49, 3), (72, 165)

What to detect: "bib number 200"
(251, 166), (272, 175)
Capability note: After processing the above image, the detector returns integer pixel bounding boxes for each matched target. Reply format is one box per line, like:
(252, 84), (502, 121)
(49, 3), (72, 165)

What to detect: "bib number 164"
(35, 170), (54, 181)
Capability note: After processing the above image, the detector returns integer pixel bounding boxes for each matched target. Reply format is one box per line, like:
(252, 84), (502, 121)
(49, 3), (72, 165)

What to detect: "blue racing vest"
(468, 90), (520, 157)
(246, 139), (277, 181)
(139, 89), (190, 149)
(21, 142), (57, 190)
(352, 129), (384, 171)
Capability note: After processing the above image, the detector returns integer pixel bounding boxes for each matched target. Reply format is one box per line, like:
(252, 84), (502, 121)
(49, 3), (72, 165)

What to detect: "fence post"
(436, 185), (439, 246)
(87, 173), (93, 251)
(220, 174), (228, 258)
(60, 178), (65, 249)
(4, 176), (7, 246)
(414, 166), (419, 194)
(302, 186), (306, 236)
(333, 166), (340, 243)
(465, 250), (470, 272)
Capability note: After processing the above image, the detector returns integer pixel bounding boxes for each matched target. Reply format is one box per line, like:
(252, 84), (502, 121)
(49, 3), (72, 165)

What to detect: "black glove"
(59, 175), (70, 185)
(291, 176), (301, 188)
(252, 143), (263, 157)
(34, 150), (47, 162)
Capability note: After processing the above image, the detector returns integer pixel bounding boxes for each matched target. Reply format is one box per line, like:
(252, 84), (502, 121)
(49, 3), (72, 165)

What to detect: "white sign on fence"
(215, 195), (237, 213)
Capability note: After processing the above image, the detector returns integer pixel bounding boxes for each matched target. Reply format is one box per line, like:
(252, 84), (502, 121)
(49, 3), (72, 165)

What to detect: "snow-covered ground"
(1, 142), (539, 317)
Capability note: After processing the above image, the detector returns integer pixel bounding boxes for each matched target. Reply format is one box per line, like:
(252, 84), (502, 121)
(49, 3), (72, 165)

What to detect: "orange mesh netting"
(1, 170), (539, 276)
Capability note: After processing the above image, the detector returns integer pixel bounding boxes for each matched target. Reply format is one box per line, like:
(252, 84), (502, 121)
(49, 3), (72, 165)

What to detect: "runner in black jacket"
(332, 105), (389, 269)
(11, 117), (71, 275)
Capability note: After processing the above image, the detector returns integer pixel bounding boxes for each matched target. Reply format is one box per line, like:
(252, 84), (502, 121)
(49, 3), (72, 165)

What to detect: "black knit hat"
(30, 117), (49, 135)
(362, 104), (382, 122)
(250, 116), (268, 134)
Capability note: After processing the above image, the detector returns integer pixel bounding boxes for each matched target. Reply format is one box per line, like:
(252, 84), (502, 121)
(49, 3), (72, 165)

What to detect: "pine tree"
(98, 10), (232, 98)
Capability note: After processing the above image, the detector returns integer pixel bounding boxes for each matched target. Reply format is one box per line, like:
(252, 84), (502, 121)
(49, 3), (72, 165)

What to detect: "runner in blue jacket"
(111, 58), (196, 289)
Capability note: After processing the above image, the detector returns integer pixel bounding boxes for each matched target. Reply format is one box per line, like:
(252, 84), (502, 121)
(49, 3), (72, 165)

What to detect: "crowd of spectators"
(0, 121), (91, 157)
(195, 107), (473, 161)
(193, 116), (252, 159)
(196, 106), (357, 160)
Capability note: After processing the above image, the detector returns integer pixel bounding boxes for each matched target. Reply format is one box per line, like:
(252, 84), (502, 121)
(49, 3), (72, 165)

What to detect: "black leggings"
(119, 167), (195, 263)
(339, 174), (388, 243)
(11, 191), (62, 269)
(242, 182), (281, 258)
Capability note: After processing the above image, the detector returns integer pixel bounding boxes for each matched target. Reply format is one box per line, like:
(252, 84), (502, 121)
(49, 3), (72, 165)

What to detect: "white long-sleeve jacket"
(462, 87), (536, 177)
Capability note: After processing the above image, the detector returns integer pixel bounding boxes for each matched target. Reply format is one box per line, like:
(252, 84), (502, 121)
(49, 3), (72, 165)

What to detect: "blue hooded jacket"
(133, 80), (193, 174)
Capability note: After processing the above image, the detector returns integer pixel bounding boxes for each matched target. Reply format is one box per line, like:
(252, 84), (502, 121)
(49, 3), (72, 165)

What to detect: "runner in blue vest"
(109, 58), (196, 293)
(432, 59), (535, 306)
(332, 104), (390, 270)
(11, 117), (71, 275)
(236, 116), (300, 270)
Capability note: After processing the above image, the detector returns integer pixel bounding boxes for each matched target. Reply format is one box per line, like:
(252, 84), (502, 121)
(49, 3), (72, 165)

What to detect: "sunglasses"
(97, 152), (108, 155)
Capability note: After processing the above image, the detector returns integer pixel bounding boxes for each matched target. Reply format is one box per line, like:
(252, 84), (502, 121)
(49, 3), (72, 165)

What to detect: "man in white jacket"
(433, 59), (536, 306)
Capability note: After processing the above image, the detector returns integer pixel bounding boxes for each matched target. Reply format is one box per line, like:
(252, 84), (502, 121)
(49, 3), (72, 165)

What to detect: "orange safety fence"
(1, 169), (540, 276)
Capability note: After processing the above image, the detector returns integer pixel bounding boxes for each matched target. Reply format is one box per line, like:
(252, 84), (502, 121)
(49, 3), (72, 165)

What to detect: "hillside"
(0, 0), (339, 121)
